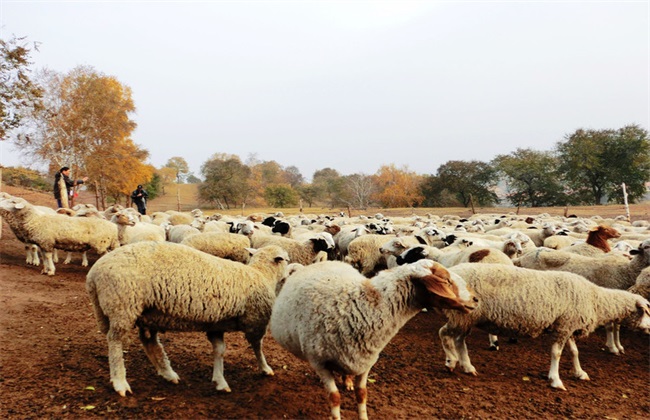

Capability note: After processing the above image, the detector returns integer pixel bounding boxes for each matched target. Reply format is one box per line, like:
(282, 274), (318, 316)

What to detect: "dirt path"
(1, 188), (649, 419)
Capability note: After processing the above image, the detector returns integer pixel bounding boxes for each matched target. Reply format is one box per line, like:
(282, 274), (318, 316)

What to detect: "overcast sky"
(1, 1), (648, 181)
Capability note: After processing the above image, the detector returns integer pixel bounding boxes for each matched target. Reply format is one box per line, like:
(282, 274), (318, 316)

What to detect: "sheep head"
(408, 259), (478, 313)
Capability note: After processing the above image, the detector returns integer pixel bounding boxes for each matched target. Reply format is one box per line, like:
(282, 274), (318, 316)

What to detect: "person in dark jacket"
(131, 185), (149, 215)
(53, 166), (88, 209)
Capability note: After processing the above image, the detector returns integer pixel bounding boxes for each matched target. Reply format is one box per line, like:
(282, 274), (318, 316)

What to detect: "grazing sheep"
(439, 263), (650, 390)
(0, 196), (119, 275)
(181, 231), (252, 264)
(270, 259), (477, 420)
(251, 231), (335, 265)
(86, 243), (290, 396)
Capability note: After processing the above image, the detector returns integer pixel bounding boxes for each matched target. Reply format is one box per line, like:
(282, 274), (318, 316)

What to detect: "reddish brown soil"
(1, 187), (649, 419)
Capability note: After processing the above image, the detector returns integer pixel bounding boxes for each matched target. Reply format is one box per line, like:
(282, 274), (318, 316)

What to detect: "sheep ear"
(629, 249), (640, 256)
(415, 264), (457, 300)
(245, 247), (257, 256)
(14, 201), (26, 209)
(274, 256), (286, 264)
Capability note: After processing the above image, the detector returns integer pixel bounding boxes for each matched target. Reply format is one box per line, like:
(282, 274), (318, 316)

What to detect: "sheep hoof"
(216, 386), (231, 393)
(114, 382), (132, 397)
(468, 371), (478, 377)
(488, 345), (499, 351)
(550, 381), (567, 391)
(576, 373), (590, 381)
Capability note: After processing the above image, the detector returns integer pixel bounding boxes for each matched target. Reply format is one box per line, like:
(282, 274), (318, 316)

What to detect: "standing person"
(131, 184), (149, 215)
(53, 166), (88, 209)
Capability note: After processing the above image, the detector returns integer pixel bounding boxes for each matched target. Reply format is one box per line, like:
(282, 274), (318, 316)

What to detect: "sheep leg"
(488, 334), (499, 351)
(566, 337), (589, 381)
(354, 370), (370, 420)
(244, 330), (274, 376)
(207, 331), (231, 392)
(41, 251), (56, 275)
(138, 327), (179, 383)
(455, 332), (477, 376)
(64, 252), (73, 265)
(439, 323), (460, 371)
(81, 251), (89, 267)
(52, 249), (59, 263)
(312, 366), (341, 420)
(25, 245), (39, 265)
(107, 328), (132, 396)
(605, 322), (624, 355)
(344, 374), (354, 391)
(548, 339), (567, 390)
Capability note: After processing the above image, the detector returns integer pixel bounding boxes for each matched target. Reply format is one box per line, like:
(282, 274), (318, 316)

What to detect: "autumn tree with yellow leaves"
(371, 164), (424, 208)
(13, 65), (151, 208)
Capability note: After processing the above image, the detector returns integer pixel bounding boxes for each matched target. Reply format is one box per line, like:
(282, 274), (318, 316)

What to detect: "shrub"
(1, 166), (50, 191)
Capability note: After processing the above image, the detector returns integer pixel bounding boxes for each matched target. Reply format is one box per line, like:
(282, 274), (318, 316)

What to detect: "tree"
(556, 125), (650, 204)
(493, 148), (566, 207)
(144, 172), (162, 201)
(264, 184), (299, 208)
(198, 153), (251, 209)
(297, 184), (320, 208)
(185, 173), (201, 184)
(312, 167), (345, 208)
(248, 160), (284, 206)
(342, 173), (375, 209)
(12, 65), (146, 208)
(164, 156), (189, 184)
(371, 164), (424, 208)
(1, 35), (43, 140)
(156, 166), (177, 195)
(419, 175), (463, 207)
(433, 160), (499, 207)
(283, 165), (304, 188)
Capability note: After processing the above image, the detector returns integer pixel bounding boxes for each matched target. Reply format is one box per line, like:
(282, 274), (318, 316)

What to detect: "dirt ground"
(1, 187), (649, 419)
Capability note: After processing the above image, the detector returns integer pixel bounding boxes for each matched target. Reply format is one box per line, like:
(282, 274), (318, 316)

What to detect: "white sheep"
(250, 231), (335, 265)
(333, 225), (369, 260)
(166, 224), (201, 243)
(628, 267), (650, 300)
(111, 210), (167, 245)
(345, 234), (397, 277)
(86, 242), (290, 396)
(439, 263), (650, 390)
(514, 240), (650, 354)
(270, 259), (477, 420)
(0, 196), (119, 275)
(396, 244), (514, 268)
(181, 231), (252, 264)
(514, 240), (650, 292)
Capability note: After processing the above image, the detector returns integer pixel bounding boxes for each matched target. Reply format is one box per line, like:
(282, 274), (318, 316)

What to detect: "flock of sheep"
(1, 191), (649, 420)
